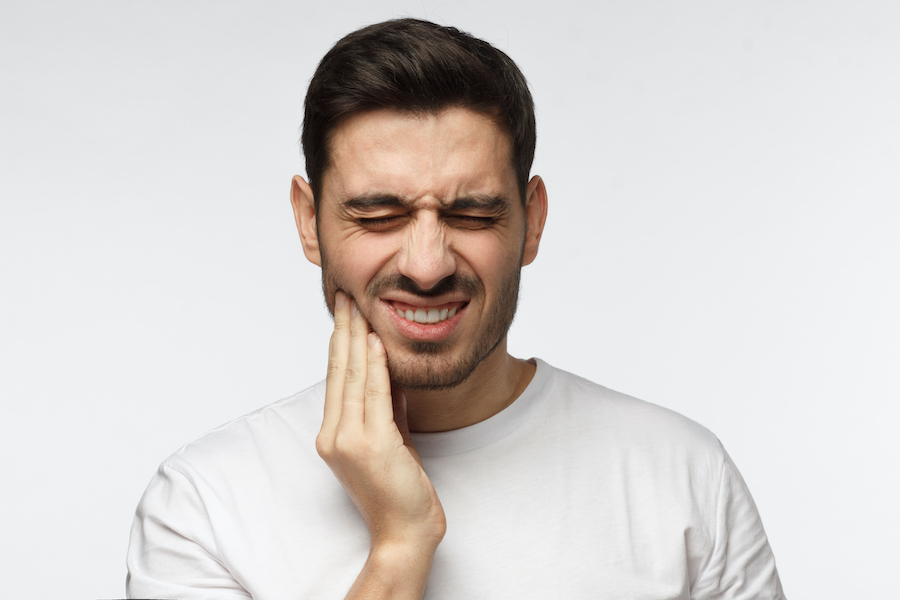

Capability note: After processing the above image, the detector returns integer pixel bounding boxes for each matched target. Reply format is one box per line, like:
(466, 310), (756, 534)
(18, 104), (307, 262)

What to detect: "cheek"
(324, 235), (396, 294)
(456, 234), (524, 281)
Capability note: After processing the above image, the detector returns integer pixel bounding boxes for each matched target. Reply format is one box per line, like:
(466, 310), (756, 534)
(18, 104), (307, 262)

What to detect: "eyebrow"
(446, 195), (510, 212)
(341, 194), (510, 212)
(341, 195), (405, 210)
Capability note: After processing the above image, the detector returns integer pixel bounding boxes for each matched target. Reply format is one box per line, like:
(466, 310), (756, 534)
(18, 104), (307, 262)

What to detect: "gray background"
(1, 1), (898, 598)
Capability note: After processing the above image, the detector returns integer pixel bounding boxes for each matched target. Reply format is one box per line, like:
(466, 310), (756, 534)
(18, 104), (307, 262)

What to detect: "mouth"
(389, 300), (467, 324)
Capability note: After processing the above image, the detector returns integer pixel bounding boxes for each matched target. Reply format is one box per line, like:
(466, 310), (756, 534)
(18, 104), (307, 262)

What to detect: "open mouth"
(390, 301), (467, 324)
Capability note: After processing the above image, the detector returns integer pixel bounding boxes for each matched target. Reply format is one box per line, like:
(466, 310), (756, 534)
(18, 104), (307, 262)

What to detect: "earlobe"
(290, 175), (322, 266)
(521, 175), (548, 266)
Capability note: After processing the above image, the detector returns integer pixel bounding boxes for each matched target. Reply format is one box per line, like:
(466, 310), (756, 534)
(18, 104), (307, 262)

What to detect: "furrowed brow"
(446, 195), (509, 212)
(341, 195), (406, 211)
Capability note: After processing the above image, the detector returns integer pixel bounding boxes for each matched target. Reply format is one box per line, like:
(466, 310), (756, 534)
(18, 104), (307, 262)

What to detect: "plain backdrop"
(1, 1), (898, 598)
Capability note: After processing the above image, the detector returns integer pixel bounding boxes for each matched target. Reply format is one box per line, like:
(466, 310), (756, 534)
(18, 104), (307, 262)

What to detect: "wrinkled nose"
(397, 213), (456, 291)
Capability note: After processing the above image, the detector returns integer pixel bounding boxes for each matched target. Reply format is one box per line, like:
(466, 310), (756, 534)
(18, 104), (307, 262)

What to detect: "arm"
(691, 449), (786, 599)
(317, 291), (446, 599)
(126, 463), (252, 599)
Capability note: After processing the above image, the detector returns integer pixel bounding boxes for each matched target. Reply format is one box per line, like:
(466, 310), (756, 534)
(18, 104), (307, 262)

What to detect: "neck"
(401, 339), (535, 433)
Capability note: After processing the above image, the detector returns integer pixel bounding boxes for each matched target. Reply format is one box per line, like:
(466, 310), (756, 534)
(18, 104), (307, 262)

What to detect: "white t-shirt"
(127, 359), (785, 599)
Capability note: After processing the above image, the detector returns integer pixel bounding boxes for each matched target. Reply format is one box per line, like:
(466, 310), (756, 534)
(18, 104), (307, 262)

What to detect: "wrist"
(369, 529), (443, 566)
(351, 538), (440, 598)
(366, 508), (447, 552)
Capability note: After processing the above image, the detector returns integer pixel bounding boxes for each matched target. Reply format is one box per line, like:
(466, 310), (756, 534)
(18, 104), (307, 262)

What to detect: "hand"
(316, 291), (446, 567)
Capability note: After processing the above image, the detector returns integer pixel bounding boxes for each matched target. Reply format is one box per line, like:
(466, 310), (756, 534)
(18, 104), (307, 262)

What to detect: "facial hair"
(320, 258), (522, 391)
(370, 271), (520, 390)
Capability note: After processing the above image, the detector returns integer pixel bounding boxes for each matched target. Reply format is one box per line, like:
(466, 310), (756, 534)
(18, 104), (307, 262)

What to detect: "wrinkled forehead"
(321, 107), (517, 204)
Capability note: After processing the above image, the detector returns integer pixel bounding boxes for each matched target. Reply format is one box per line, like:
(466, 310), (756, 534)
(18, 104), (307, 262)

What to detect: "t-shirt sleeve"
(691, 449), (786, 600)
(126, 461), (251, 600)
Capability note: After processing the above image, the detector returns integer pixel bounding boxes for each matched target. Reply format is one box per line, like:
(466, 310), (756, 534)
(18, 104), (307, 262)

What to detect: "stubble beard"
(379, 268), (521, 390)
(320, 255), (522, 391)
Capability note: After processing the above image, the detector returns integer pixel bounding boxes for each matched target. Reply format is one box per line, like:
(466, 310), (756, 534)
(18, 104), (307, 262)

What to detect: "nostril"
(397, 246), (457, 291)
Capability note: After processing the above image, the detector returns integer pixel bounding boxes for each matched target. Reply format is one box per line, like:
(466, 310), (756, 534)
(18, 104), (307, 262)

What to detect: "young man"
(127, 19), (785, 599)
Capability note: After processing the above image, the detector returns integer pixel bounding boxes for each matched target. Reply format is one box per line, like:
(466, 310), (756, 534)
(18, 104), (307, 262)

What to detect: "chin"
(385, 334), (505, 391)
(386, 356), (473, 390)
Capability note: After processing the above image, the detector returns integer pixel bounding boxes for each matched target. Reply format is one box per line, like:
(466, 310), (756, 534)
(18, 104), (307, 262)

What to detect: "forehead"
(321, 107), (516, 204)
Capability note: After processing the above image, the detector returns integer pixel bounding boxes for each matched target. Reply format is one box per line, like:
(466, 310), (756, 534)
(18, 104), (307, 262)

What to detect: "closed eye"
(446, 215), (498, 229)
(357, 215), (405, 230)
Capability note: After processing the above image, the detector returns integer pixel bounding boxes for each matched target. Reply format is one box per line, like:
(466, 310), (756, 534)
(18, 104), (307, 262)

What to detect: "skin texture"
(290, 107), (548, 598)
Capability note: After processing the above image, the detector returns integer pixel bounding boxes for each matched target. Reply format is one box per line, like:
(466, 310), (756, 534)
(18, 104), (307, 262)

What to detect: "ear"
(290, 175), (321, 266)
(521, 175), (548, 266)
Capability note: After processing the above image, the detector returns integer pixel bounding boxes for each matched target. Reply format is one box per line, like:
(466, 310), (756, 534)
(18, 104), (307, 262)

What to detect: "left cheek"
(463, 246), (521, 291)
(341, 243), (395, 287)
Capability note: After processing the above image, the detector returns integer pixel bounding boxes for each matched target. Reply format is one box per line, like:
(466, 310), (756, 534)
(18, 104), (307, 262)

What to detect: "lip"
(380, 290), (471, 308)
(380, 298), (467, 342)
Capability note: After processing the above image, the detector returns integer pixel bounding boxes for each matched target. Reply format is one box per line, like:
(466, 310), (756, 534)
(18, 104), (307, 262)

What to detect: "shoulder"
(539, 361), (726, 466)
(159, 381), (326, 481)
(135, 382), (333, 533)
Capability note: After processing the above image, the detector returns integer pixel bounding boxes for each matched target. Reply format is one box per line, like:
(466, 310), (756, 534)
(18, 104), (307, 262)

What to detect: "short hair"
(301, 18), (536, 205)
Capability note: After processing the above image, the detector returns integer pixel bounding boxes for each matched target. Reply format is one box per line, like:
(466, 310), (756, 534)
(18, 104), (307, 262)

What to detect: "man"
(127, 19), (785, 599)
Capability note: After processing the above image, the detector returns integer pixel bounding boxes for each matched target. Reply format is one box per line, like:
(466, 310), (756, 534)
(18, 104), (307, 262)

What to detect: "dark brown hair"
(301, 18), (536, 204)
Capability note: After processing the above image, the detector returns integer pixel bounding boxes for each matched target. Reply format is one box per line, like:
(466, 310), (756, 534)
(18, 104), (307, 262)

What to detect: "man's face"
(295, 107), (544, 390)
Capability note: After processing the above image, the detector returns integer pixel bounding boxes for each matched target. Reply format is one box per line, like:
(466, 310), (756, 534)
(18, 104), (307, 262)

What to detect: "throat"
(403, 354), (535, 432)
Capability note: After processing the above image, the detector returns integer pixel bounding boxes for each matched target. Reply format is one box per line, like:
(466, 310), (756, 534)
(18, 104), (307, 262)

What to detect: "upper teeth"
(396, 306), (458, 324)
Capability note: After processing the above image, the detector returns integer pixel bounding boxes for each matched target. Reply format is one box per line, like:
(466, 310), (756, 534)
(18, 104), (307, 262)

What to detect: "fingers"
(316, 294), (445, 553)
(321, 291), (395, 440)
(364, 332), (394, 430)
(337, 295), (369, 429)
(322, 290), (350, 435)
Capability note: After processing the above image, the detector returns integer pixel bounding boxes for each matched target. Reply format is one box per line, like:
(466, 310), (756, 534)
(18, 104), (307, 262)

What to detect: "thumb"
(391, 385), (426, 468)
(391, 384), (413, 445)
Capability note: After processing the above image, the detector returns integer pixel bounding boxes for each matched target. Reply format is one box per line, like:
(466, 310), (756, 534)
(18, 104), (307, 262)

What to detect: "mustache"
(367, 273), (482, 299)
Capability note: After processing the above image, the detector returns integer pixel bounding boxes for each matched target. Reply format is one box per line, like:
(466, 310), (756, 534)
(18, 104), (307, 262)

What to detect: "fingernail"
(350, 299), (359, 317)
(334, 291), (346, 310)
(367, 332), (379, 348)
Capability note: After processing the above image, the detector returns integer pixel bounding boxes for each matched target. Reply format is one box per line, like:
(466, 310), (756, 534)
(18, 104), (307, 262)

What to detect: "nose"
(397, 211), (456, 291)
